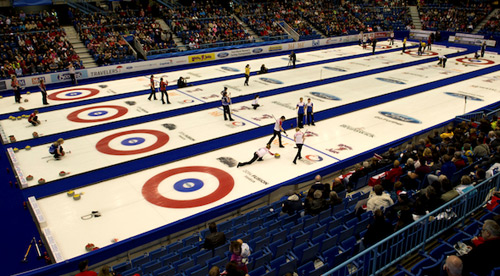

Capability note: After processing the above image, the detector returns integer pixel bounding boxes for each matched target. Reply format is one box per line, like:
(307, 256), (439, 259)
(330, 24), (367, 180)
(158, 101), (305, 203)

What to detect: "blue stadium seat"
(213, 243), (228, 258)
(277, 259), (297, 276)
(291, 231), (310, 247)
(173, 258), (195, 273)
(121, 267), (141, 276)
(249, 266), (266, 276)
(183, 235), (201, 247)
(160, 252), (180, 266)
(338, 226), (355, 244)
(166, 241), (183, 253)
(250, 252), (272, 272)
(192, 249), (212, 266)
(254, 236), (271, 252)
(270, 229), (287, 243)
(131, 254), (149, 268)
(142, 260), (162, 275)
(179, 245), (198, 258)
(112, 261), (131, 275)
(149, 246), (168, 261)
(297, 261), (315, 276)
(272, 239), (293, 259)
(205, 255), (221, 268)
(153, 265), (175, 276)
(269, 255), (286, 273)
(297, 242), (320, 266)
(183, 264), (203, 276)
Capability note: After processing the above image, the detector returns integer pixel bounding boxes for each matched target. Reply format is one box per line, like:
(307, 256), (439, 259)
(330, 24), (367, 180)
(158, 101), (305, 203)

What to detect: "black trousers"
(148, 87), (157, 100)
(223, 105), (232, 120)
(244, 74), (249, 85)
(307, 112), (314, 125)
(239, 153), (261, 167)
(41, 89), (48, 104)
(294, 144), (303, 162)
(70, 73), (77, 85)
(161, 90), (170, 104)
(298, 113), (304, 128)
(14, 88), (21, 103)
(268, 130), (282, 146)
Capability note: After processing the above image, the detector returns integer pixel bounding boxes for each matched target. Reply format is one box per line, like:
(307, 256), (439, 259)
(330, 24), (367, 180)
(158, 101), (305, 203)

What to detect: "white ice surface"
(9, 50), (499, 187)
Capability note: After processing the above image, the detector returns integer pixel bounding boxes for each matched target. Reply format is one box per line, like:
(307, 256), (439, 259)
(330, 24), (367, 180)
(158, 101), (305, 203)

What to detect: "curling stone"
(73, 193), (81, 200)
(59, 171), (66, 177)
(85, 243), (95, 251)
(19, 107), (25, 111)
(67, 190), (74, 197)
(26, 175), (34, 181)
(9, 135), (16, 142)
(24, 99), (28, 102)
(274, 153), (281, 159)
(17, 116), (22, 120)
(111, 238), (119, 243)
(26, 91), (30, 95)
(38, 178), (46, 184)
(32, 132), (39, 138)
(13, 147), (19, 152)
(25, 145), (31, 150)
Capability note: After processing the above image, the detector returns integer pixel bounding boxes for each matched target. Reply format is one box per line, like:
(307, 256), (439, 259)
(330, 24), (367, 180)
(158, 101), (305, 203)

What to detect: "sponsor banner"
(410, 29), (435, 41)
(50, 69), (89, 82)
(448, 36), (496, 47)
(188, 53), (216, 63)
(0, 80), (6, 90)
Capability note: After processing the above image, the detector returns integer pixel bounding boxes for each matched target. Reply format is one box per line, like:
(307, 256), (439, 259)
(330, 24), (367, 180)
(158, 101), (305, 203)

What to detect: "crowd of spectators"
(164, 1), (251, 50)
(0, 10), (82, 79)
(419, 3), (491, 32)
(479, 10), (500, 36)
(72, 6), (168, 64)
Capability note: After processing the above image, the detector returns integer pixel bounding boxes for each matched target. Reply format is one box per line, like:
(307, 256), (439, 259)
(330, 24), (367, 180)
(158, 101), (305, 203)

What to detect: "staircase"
(156, 19), (187, 51)
(63, 25), (98, 69)
(408, 6), (422, 30)
(473, 8), (499, 34)
(233, 15), (263, 42)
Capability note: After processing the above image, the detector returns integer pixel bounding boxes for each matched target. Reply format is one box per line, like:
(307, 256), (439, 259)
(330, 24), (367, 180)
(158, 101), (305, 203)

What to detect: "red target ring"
(96, 129), (169, 155)
(456, 58), (494, 65)
(67, 105), (128, 123)
(142, 166), (234, 208)
(48, 88), (100, 101)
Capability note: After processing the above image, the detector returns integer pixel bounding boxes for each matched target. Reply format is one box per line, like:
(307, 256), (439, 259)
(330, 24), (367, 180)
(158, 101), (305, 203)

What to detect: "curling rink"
(3, 41), (500, 261)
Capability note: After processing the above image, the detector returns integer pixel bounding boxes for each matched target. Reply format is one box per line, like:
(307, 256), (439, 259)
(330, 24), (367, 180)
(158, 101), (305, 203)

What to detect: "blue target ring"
(121, 137), (145, 146)
(65, 92), (82, 97)
(88, 110), (108, 117)
(174, 178), (204, 192)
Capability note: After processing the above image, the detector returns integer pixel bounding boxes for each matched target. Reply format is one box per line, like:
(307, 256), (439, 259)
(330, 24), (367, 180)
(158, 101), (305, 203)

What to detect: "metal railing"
(323, 173), (500, 275)
(277, 20), (300, 41)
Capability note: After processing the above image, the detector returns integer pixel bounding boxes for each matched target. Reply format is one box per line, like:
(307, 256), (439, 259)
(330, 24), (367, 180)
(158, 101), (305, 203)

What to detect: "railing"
(455, 111), (485, 122)
(278, 20), (300, 41)
(323, 172), (500, 275)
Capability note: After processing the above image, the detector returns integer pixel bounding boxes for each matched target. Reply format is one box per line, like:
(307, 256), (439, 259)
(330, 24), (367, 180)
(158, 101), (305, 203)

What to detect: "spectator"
(97, 265), (114, 276)
(76, 260), (97, 276)
(229, 240), (248, 273)
(281, 192), (303, 216)
(305, 190), (325, 216)
(327, 191), (343, 207)
(363, 209), (393, 248)
(394, 206), (414, 231)
(366, 184), (394, 212)
(331, 177), (346, 193)
(460, 220), (500, 276)
(224, 261), (249, 276)
(444, 255), (463, 276)
(203, 222), (226, 250)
